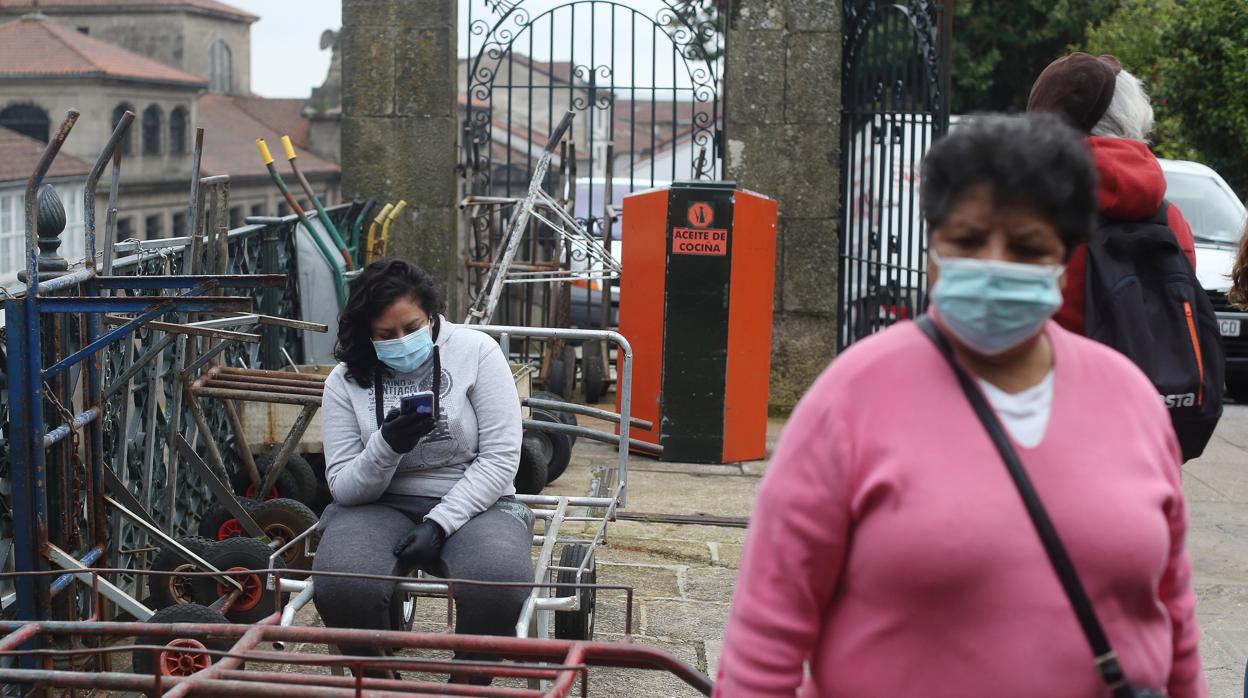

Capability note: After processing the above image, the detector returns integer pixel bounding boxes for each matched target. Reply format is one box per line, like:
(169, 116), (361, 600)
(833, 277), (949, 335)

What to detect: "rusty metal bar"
(214, 669), (543, 697)
(103, 314), (260, 343)
(102, 333), (176, 399)
(24, 109), (79, 291)
(173, 435), (268, 540)
(0, 620), (712, 693)
(522, 397), (653, 431)
(182, 382), (236, 485)
(192, 385), (324, 406)
(207, 372), (325, 391)
(217, 366), (328, 383)
(616, 511), (750, 528)
(224, 399), (262, 490)
(202, 377), (324, 397)
(93, 274), (286, 289)
(256, 403), (319, 497)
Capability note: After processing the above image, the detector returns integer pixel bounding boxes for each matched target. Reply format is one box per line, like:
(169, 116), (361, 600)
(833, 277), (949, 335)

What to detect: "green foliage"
(1083, 0), (1248, 196)
(951, 0), (1121, 114)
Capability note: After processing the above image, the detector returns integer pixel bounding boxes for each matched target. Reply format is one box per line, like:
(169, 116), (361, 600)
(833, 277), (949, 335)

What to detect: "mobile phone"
(400, 391), (435, 416)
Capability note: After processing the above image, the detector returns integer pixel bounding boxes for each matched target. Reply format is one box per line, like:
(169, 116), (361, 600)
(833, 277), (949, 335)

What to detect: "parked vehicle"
(1160, 159), (1248, 401)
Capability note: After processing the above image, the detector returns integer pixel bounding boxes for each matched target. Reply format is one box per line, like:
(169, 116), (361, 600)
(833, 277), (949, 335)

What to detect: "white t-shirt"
(977, 371), (1055, 449)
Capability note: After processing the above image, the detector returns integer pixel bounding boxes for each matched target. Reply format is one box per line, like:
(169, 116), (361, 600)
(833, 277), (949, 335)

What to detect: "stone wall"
(341, 0), (459, 312)
(724, 0), (841, 411)
(0, 81), (199, 183)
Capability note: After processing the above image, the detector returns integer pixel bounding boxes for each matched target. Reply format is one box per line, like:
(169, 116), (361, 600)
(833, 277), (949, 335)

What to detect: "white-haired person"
(1027, 52), (1197, 335)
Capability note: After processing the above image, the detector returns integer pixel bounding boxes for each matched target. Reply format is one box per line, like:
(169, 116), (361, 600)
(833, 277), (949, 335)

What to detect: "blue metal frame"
(1, 111), (290, 672)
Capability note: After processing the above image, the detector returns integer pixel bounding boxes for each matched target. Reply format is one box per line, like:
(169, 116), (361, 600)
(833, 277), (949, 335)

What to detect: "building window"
(0, 186), (83, 282)
(277, 203), (290, 217)
(209, 40), (233, 94)
(117, 217), (134, 241)
(112, 104), (134, 155)
(169, 107), (188, 154)
(77, 26), (89, 35)
(172, 212), (187, 237)
(229, 206), (243, 229)
(145, 214), (162, 239)
(0, 104), (50, 143)
(142, 105), (162, 155)
(250, 203), (266, 218)
(0, 192), (20, 282)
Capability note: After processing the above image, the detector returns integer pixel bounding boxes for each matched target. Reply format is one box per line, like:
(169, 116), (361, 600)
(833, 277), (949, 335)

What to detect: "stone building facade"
(0, 0), (254, 95)
(0, 0), (340, 270)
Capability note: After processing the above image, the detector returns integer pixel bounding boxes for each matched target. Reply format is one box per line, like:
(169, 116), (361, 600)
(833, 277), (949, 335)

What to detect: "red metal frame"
(0, 567), (713, 696)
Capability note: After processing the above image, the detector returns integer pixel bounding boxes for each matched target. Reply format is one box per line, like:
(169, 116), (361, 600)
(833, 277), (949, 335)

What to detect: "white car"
(1160, 159), (1248, 400)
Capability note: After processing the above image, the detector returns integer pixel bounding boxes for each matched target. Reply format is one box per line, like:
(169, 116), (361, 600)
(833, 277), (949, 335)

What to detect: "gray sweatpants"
(312, 493), (534, 651)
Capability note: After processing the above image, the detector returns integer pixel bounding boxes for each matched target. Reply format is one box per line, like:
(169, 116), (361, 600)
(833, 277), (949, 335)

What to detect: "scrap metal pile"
(0, 110), (709, 696)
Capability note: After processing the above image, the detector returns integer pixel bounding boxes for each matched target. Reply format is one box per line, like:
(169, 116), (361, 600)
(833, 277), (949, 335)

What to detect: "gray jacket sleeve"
(425, 339), (522, 534)
(322, 368), (404, 506)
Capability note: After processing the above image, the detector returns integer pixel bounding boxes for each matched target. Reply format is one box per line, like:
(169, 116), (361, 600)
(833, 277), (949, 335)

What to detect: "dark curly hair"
(921, 112), (1098, 258)
(335, 258), (443, 386)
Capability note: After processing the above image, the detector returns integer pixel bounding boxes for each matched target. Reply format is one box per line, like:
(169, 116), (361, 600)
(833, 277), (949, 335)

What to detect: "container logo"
(687, 202), (714, 228)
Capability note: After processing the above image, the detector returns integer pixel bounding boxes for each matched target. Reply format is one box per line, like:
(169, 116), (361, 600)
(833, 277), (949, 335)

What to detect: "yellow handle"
(387, 200), (408, 221)
(373, 203), (394, 226)
(256, 138), (274, 165)
(281, 135), (297, 161)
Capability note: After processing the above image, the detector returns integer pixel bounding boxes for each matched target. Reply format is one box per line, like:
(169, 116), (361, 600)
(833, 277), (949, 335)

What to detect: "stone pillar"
(725, 0), (841, 411)
(341, 0), (459, 308)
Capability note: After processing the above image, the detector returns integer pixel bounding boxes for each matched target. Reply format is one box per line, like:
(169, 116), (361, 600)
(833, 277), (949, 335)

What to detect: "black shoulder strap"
(374, 372), (385, 429)
(915, 316), (1132, 696)
(373, 316), (443, 430)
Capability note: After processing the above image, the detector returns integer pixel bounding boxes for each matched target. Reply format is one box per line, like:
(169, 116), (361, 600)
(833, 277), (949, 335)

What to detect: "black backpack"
(1084, 201), (1224, 461)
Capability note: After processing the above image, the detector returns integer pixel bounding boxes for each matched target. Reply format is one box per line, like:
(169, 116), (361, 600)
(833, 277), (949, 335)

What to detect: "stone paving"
(121, 405), (1248, 696)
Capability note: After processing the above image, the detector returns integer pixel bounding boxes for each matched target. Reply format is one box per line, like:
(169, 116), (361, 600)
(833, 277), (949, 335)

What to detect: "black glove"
(393, 520), (447, 570)
(379, 407), (436, 454)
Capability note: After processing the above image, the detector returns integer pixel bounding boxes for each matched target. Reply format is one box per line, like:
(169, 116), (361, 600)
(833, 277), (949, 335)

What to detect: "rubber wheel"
(531, 390), (578, 447)
(230, 452), (317, 506)
(554, 543), (595, 641)
(515, 439), (550, 495)
(197, 498), (259, 541)
(391, 591), (415, 633)
(582, 341), (606, 404)
(132, 603), (234, 677)
(545, 345), (577, 399)
(191, 537), (282, 624)
(528, 409), (573, 485)
(147, 536), (216, 609)
(249, 497), (319, 575)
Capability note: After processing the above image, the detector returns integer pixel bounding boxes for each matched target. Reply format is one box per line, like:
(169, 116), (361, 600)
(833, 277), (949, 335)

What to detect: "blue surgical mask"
(930, 251), (1064, 356)
(373, 325), (434, 374)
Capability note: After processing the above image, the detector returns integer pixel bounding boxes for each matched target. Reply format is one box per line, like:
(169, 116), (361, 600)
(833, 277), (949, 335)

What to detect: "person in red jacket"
(1028, 52), (1196, 334)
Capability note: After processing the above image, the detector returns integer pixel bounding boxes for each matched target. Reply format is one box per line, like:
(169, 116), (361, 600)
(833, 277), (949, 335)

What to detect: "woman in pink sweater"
(716, 114), (1204, 697)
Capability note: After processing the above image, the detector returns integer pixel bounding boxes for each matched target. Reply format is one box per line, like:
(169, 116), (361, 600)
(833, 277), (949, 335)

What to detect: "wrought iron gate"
(460, 0), (724, 329)
(838, 0), (952, 350)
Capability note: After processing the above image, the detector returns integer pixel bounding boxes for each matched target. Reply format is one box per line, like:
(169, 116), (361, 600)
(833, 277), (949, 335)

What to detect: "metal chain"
(42, 381), (75, 424)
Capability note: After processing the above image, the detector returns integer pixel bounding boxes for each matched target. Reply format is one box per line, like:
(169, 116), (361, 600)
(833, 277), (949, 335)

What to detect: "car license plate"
(1220, 319), (1241, 337)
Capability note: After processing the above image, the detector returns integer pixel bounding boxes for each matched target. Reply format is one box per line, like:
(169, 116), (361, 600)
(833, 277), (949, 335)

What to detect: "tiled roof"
(0, 0), (256, 21)
(232, 97), (311, 149)
(0, 126), (92, 183)
(196, 94), (339, 180)
(0, 16), (207, 86)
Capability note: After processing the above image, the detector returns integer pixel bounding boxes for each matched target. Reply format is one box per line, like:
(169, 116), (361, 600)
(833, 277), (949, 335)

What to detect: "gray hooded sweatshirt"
(320, 317), (520, 534)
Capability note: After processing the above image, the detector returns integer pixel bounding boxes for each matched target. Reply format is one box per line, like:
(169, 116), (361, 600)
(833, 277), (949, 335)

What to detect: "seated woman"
(313, 258), (533, 676)
(715, 114), (1204, 697)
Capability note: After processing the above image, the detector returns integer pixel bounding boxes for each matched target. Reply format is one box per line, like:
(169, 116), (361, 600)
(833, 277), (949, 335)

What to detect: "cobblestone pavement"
(137, 404), (1248, 697)
(1187, 404), (1248, 698)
